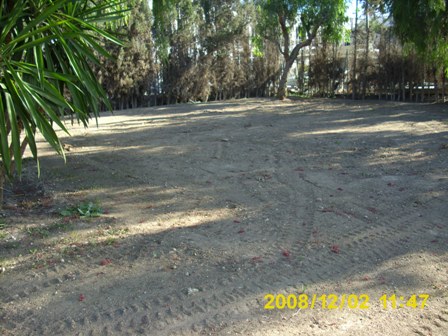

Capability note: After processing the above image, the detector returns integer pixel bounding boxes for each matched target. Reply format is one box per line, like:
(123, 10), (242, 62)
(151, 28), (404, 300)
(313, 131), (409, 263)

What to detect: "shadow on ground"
(1, 98), (448, 335)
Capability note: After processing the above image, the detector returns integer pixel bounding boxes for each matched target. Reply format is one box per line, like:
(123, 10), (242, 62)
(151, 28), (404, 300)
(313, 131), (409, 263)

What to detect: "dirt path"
(1, 98), (448, 335)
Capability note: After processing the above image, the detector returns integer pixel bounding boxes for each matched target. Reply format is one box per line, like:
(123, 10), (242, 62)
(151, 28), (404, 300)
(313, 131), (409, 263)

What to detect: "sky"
(347, 0), (359, 19)
(148, 0), (359, 19)
(148, 0), (360, 26)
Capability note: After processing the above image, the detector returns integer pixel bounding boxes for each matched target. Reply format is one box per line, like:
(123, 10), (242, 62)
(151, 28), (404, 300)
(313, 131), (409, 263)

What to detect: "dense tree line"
(94, 0), (448, 108)
(305, 0), (448, 102)
(100, 0), (282, 109)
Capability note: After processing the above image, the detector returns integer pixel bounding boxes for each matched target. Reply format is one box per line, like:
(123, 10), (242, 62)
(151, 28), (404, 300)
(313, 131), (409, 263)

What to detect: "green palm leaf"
(0, 0), (127, 201)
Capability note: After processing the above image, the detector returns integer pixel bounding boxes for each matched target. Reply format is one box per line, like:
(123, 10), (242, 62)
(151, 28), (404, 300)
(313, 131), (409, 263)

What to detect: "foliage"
(152, 0), (258, 103)
(255, 0), (347, 99)
(60, 201), (103, 217)
(0, 0), (126, 188)
(308, 40), (345, 96)
(256, 0), (348, 46)
(386, 0), (446, 50)
(0, 219), (6, 239)
(386, 0), (448, 67)
(96, 0), (156, 109)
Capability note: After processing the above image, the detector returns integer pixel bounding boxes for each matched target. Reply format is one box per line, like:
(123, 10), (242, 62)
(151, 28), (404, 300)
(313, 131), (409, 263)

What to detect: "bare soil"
(1, 98), (448, 336)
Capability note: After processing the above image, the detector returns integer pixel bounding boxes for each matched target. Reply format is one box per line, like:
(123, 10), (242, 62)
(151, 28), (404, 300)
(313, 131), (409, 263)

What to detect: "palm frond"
(0, 0), (128, 179)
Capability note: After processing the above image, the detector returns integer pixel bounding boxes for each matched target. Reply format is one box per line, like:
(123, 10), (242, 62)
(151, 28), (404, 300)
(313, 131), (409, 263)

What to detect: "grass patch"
(26, 226), (50, 238)
(103, 237), (118, 245)
(60, 201), (103, 218)
(26, 220), (73, 239)
(2, 241), (20, 249)
(105, 227), (129, 236)
(0, 220), (7, 239)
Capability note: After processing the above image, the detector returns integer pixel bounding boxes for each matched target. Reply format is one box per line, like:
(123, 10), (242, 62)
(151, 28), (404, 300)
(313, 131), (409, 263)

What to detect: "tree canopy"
(386, 0), (448, 65)
(255, 0), (347, 99)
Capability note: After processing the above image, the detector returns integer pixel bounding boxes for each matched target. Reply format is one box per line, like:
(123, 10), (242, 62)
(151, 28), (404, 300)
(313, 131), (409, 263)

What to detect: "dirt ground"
(1, 98), (448, 336)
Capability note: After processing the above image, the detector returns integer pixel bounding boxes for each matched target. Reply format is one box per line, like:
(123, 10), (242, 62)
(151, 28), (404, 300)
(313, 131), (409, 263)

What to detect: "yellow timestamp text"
(263, 294), (429, 310)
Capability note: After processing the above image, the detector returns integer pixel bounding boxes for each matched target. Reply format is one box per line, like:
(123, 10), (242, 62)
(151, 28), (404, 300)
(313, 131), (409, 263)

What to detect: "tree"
(0, 0), (125, 206)
(153, 0), (250, 104)
(256, 0), (347, 100)
(386, 0), (448, 70)
(308, 37), (345, 97)
(386, 0), (447, 51)
(351, 0), (359, 99)
(96, 0), (156, 110)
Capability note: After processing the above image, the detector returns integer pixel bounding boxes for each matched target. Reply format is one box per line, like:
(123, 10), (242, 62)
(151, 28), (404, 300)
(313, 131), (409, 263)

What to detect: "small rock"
(187, 288), (199, 295)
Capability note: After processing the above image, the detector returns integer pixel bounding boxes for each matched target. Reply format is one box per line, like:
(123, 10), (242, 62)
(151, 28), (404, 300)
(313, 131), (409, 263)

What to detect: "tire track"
(2, 100), (448, 336)
(414, 310), (448, 336)
(73, 108), (445, 335)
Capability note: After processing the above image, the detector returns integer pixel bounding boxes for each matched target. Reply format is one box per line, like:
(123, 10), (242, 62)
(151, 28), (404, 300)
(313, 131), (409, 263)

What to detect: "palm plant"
(0, 0), (126, 206)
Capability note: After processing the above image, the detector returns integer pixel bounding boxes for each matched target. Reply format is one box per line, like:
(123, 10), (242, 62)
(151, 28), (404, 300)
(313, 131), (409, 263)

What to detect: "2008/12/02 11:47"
(263, 293), (430, 310)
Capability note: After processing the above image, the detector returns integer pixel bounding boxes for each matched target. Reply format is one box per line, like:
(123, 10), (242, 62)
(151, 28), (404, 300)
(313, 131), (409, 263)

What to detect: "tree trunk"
(0, 164), (4, 209)
(277, 39), (318, 100)
(401, 52), (405, 101)
(434, 68), (438, 103)
(344, 49), (349, 96)
(352, 0), (359, 100)
(299, 49), (305, 93)
(275, 12), (319, 100)
(362, 0), (369, 99)
(443, 67), (446, 102)
(278, 59), (293, 99)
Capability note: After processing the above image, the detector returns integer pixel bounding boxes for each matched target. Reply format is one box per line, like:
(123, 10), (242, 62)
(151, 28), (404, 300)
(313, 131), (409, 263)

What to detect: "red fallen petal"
(100, 258), (112, 266)
(79, 294), (85, 302)
(330, 245), (340, 254)
(282, 250), (290, 257)
(238, 229), (245, 234)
